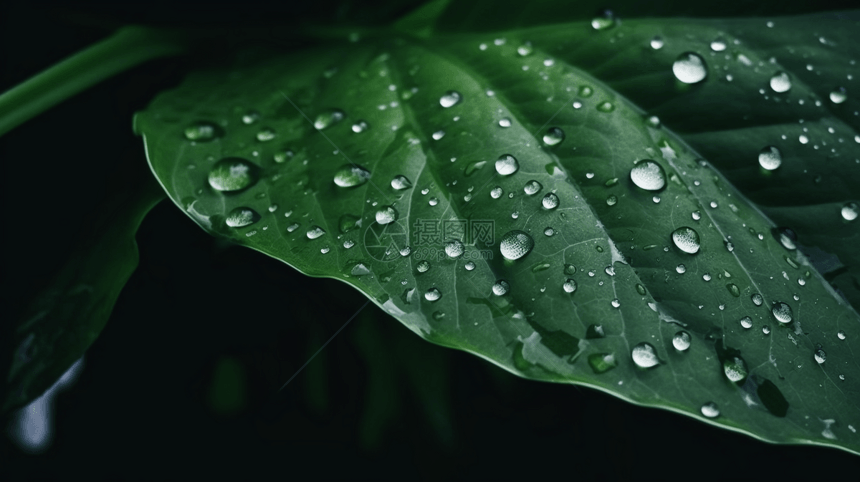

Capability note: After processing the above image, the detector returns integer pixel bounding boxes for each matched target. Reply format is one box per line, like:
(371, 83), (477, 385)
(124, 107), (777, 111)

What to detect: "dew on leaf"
(650, 36), (664, 50)
(225, 207), (260, 228)
(391, 175), (412, 190)
(769, 72), (792, 93)
(416, 260), (430, 273)
(256, 127), (276, 141)
(563, 279), (577, 293)
(208, 158), (259, 192)
(184, 121), (223, 141)
(632, 343), (660, 368)
(490, 186), (503, 199)
(313, 109), (344, 130)
(445, 240), (465, 258)
(772, 302), (793, 323)
(842, 202), (858, 221)
(740, 316), (753, 329)
(814, 347), (827, 364)
(440, 91), (462, 108)
(673, 52), (708, 84)
(673, 331), (692, 351)
(334, 164), (372, 187)
(701, 402), (720, 418)
(524, 180), (542, 195)
(425, 288), (442, 301)
(758, 146), (782, 170)
(829, 87), (847, 104)
(588, 353), (617, 374)
(375, 206), (398, 225)
(495, 154), (520, 175)
(500, 230), (534, 260)
(710, 39), (727, 52)
(542, 193), (560, 210)
(723, 356), (748, 383)
(499, 118), (512, 128)
(351, 120), (369, 133)
(751, 293), (763, 306)
(492, 280), (510, 296)
(630, 160), (667, 191)
(306, 226), (326, 239)
(543, 127), (565, 146)
(672, 227), (701, 254)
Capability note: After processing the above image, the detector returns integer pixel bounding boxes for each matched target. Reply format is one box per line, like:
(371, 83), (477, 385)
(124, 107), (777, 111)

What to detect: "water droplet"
(495, 154), (519, 175)
(829, 87), (847, 104)
(606, 195), (617, 206)
(465, 261), (476, 271)
(751, 293), (763, 306)
(650, 36), (664, 50)
(524, 180), (542, 195)
(762, 325), (771, 335)
(416, 260), (430, 273)
(184, 121), (223, 141)
(837, 330), (846, 340)
(646, 115), (661, 128)
(286, 222), (300, 233)
(579, 86), (593, 97)
(208, 158), (259, 192)
(225, 207), (260, 228)
(591, 10), (615, 30)
(740, 316), (753, 329)
(542, 127), (565, 146)
(492, 280), (510, 296)
(703, 273), (712, 282)
(672, 227), (701, 254)
(673, 331), (692, 351)
(343, 239), (355, 249)
(772, 302), (793, 323)
(723, 356), (748, 383)
(541, 193), (559, 210)
(727, 283), (740, 297)
(399, 246), (411, 256)
(242, 110), (260, 124)
(351, 120), (369, 133)
(391, 175), (412, 190)
(499, 118), (512, 128)
(710, 39), (727, 52)
(351, 263), (371, 276)
(773, 227), (797, 250)
(334, 164), (372, 187)
(375, 206), (398, 225)
(675, 264), (687, 274)
(256, 127), (276, 141)
(274, 149), (294, 163)
(701, 402), (720, 418)
(314, 109), (344, 130)
(428, 197), (439, 206)
(611, 299), (621, 308)
(500, 230), (534, 260)
(563, 279), (577, 293)
(769, 71), (791, 93)
(445, 240), (465, 258)
(635, 284), (646, 296)
(465, 160), (487, 176)
(814, 347), (827, 364)
(629, 160), (667, 191)
(517, 42), (533, 56)
(544, 227), (554, 236)
(758, 146), (782, 170)
(564, 264), (576, 275)
(842, 202), (858, 221)
(632, 343), (660, 368)
(425, 288), (442, 301)
(673, 52), (708, 84)
(596, 101), (615, 112)
(306, 226), (326, 239)
(440, 91), (462, 108)
(432, 130), (445, 140)
(490, 186), (503, 199)
(588, 353), (617, 374)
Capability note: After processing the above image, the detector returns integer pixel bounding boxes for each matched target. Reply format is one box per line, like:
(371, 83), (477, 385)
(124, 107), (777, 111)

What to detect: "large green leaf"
(136, 12), (860, 453)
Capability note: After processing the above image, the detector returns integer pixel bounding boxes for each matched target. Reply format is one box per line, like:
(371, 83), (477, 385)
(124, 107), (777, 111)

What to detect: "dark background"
(2, 1), (860, 479)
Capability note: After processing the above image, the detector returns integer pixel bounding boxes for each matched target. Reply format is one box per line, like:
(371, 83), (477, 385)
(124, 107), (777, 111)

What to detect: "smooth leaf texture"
(2, 167), (164, 413)
(137, 13), (860, 453)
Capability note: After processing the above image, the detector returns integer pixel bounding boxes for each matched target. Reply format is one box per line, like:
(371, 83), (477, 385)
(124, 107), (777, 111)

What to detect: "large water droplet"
(723, 356), (748, 383)
(829, 87), (847, 104)
(492, 280), (510, 296)
(591, 10), (615, 30)
(208, 158), (259, 192)
(391, 175), (412, 190)
(541, 193), (559, 210)
(727, 283), (741, 297)
(629, 160), (666, 191)
(772, 227), (797, 250)
(416, 260), (430, 273)
(500, 230), (534, 260)
(772, 302), (793, 323)
(769, 71), (791, 93)
(314, 109), (344, 130)
(701, 402), (720, 418)
(814, 347), (827, 364)
(710, 38), (727, 52)
(650, 36), (664, 50)
(184, 121), (223, 141)
(542, 127), (565, 146)
(564, 264), (576, 275)
(425, 288), (442, 301)
(673, 331), (691, 351)
(842, 202), (858, 221)
(334, 164), (372, 187)
(524, 180), (542, 195)
(495, 154), (520, 175)
(672, 227), (701, 254)
(490, 186), (503, 199)
(632, 343), (660, 368)
(306, 226), (326, 239)
(465, 261), (476, 271)
(225, 207), (260, 228)
(740, 316), (753, 329)
(563, 279), (577, 293)
(751, 293), (763, 306)
(758, 146), (782, 171)
(256, 127), (276, 141)
(375, 206), (398, 225)
(673, 52), (708, 84)
(445, 240), (465, 258)
(440, 91), (462, 108)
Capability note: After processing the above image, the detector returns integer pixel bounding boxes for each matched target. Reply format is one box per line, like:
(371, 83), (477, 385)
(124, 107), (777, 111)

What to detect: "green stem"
(0, 26), (187, 136)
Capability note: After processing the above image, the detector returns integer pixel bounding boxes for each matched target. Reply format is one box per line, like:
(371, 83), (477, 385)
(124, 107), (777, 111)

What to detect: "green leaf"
(2, 164), (164, 414)
(136, 12), (860, 454)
